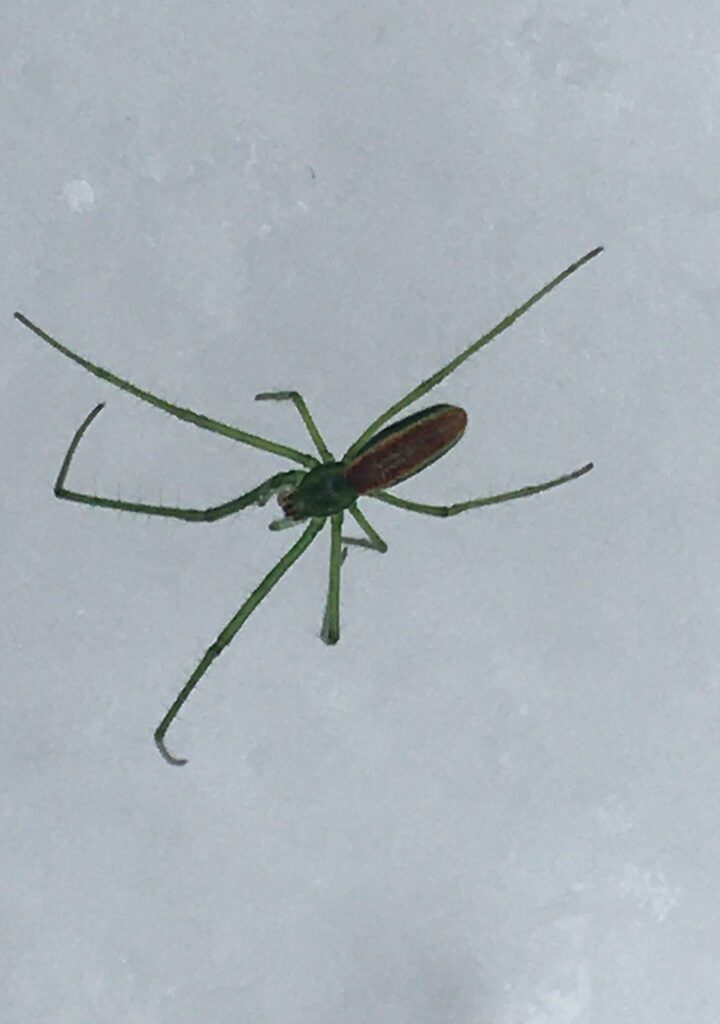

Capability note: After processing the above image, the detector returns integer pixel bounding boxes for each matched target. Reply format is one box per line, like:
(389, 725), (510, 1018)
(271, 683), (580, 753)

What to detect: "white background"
(3, 3), (718, 1021)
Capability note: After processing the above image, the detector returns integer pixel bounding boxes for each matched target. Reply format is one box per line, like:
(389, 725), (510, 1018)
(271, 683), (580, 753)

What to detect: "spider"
(13, 245), (601, 764)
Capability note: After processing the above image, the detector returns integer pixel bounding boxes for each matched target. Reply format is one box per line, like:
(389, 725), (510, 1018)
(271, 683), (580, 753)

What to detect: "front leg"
(13, 313), (315, 466)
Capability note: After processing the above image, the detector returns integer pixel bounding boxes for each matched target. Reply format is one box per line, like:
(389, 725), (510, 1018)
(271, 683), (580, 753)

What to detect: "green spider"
(14, 245), (601, 764)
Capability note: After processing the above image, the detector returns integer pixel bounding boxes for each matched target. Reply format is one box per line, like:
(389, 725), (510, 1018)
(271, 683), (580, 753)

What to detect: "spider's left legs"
(255, 391), (332, 463)
(155, 517), (326, 765)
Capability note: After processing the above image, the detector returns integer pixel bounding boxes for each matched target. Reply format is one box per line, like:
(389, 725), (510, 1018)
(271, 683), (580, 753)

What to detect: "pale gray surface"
(2, 2), (718, 1021)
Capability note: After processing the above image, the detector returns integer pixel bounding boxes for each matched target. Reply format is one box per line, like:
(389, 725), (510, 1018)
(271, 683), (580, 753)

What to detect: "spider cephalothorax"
(277, 463), (357, 520)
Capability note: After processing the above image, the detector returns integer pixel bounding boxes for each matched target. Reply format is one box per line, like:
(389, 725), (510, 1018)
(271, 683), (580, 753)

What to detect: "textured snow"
(3, 2), (719, 1021)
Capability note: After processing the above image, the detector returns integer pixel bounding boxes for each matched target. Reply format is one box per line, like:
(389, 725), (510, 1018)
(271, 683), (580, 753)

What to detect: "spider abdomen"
(344, 403), (467, 494)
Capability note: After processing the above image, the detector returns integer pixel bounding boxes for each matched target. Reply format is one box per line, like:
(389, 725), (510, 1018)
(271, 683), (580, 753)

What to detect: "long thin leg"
(344, 247), (603, 459)
(13, 312), (317, 468)
(320, 512), (343, 645)
(370, 461), (593, 516)
(155, 517), (326, 765)
(255, 391), (333, 463)
(54, 403), (304, 520)
(342, 504), (388, 553)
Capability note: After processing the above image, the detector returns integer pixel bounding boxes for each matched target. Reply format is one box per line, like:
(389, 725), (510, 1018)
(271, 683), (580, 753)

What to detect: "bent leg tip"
(154, 729), (188, 767)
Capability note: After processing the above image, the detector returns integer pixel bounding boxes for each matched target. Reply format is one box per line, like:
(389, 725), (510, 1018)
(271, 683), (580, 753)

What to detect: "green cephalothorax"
(13, 245), (602, 764)
(278, 462), (358, 520)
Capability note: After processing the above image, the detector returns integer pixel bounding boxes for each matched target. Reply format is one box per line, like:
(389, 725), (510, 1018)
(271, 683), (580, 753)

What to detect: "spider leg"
(54, 403), (304, 521)
(342, 504), (388, 553)
(320, 513), (343, 645)
(154, 517), (326, 765)
(255, 391), (333, 463)
(13, 313), (316, 467)
(370, 462), (593, 517)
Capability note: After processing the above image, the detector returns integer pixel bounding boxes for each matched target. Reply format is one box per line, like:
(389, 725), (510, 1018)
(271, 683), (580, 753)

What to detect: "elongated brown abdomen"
(344, 404), (467, 494)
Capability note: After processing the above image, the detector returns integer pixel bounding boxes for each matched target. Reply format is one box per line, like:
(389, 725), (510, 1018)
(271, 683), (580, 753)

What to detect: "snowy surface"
(2, 2), (719, 1021)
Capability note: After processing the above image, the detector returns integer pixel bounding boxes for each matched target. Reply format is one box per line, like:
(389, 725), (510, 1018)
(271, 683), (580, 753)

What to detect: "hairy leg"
(54, 403), (304, 521)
